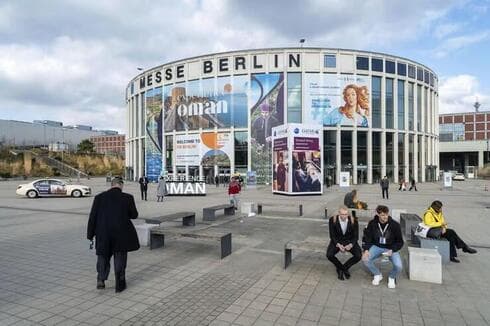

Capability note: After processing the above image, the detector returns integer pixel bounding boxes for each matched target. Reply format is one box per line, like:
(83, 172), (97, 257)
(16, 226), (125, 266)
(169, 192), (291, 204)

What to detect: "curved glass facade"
(126, 48), (439, 185)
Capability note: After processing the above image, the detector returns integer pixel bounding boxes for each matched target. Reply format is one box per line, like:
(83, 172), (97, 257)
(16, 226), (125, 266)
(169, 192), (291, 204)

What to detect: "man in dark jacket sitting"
(327, 206), (362, 280)
(362, 205), (404, 289)
(87, 177), (140, 293)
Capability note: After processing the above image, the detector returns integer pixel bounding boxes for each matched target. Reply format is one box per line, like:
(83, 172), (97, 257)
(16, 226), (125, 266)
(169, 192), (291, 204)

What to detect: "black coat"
(87, 188), (140, 256)
(329, 216), (359, 245)
(362, 215), (404, 252)
(139, 177), (149, 190)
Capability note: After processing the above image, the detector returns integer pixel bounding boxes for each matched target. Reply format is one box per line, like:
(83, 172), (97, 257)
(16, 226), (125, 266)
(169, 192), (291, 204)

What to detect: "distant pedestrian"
(409, 178), (417, 191)
(138, 175), (149, 200)
(398, 180), (407, 191)
(87, 177), (139, 293)
(215, 175), (219, 187)
(228, 177), (241, 209)
(380, 176), (389, 199)
(156, 176), (166, 202)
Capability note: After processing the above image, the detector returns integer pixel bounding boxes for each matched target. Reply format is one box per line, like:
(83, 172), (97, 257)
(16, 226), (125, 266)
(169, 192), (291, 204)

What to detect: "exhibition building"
(126, 48), (439, 185)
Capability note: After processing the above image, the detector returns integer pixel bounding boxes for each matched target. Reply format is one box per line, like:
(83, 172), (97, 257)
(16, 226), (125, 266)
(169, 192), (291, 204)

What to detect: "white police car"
(16, 179), (91, 198)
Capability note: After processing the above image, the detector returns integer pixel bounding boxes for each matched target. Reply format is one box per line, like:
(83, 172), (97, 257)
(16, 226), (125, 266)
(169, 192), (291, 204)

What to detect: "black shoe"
(343, 269), (351, 279)
(115, 273), (126, 293)
(96, 280), (105, 289)
(336, 269), (345, 280)
(463, 247), (477, 254)
(450, 257), (460, 263)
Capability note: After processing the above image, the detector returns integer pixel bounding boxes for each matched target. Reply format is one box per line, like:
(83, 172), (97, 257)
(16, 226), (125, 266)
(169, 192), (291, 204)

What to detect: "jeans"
(363, 245), (402, 279)
(229, 194), (239, 208)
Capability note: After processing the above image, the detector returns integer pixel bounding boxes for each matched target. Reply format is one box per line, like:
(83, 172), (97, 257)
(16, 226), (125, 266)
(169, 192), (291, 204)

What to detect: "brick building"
(439, 108), (490, 174)
(90, 134), (126, 156)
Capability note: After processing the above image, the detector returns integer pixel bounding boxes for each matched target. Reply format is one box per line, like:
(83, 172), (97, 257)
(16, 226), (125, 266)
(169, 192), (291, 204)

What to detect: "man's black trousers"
(97, 252), (127, 281)
(326, 241), (362, 271)
(382, 188), (389, 199)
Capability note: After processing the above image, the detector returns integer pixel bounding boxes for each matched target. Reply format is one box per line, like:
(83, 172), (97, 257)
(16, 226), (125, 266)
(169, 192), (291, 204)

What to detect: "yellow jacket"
(423, 207), (446, 228)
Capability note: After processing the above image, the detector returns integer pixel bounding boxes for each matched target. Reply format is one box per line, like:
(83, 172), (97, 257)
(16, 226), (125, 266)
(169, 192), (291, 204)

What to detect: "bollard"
(299, 204), (303, 216)
(351, 210), (356, 219)
(257, 204), (262, 215)
(324, 208), (328, 219)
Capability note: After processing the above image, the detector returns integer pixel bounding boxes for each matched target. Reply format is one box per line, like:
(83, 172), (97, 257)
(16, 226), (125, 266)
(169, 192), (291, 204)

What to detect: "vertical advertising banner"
(250, 73), (285, 184)
(291, 125), (322, 194)
(304, 74), (370, 127)
(145, 87), (163, 182)
(272, 124), (322, 195)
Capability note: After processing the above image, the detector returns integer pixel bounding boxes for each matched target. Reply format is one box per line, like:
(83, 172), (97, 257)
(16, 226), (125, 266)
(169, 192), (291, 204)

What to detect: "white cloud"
(433, 31), (490, 58)
(439, 74), (490, 113)
(433, 22), (464, 39)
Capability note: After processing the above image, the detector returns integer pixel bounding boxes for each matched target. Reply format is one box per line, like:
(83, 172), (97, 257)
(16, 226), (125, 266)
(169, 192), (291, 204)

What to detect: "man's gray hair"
(111, 177), (124, 187)
(338, 205), (349, 212)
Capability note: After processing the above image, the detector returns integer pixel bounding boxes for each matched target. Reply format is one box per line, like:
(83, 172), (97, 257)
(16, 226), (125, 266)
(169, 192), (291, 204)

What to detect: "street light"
(137, 67), (144, 71)
(299, 39), (305, 47)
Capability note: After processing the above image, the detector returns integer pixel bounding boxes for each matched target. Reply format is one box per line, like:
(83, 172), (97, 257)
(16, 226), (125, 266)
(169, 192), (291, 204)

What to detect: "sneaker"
(372, 274), (383, 286)
(388, 277), (396, 289)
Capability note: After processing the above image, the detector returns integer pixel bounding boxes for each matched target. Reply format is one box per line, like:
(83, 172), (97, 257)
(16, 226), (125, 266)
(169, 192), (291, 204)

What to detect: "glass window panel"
(424, 70), (430, 83)
(408, 82), (414, 130)
(287, 73), (302, 123)
(386, 78), (394, 129)
(397, 63), (406, 76)
(398, 133), (405, 180)
(371, 58), (383, 72)
(341, 131), (352, 170)
(417, 67), (424, 81)
(356, 56), (369, 70)
(234, 131), (248, 167)
(386, 60), (395, 74)
(372, 76), (382, 128)
(408, 65), (416, 78)
(372, 131), (382, 183)
(324, 55), (336, 68)
(417, 85), (422, 131)
(397, 80), (405, 129)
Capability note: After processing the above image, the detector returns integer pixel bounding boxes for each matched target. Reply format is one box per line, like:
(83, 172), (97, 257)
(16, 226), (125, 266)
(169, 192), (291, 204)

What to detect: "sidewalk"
(0, 178), (489, 325)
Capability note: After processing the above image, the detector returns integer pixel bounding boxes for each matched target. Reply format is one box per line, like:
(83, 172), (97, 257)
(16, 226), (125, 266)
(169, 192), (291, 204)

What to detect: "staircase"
(33, 151), (89, 178)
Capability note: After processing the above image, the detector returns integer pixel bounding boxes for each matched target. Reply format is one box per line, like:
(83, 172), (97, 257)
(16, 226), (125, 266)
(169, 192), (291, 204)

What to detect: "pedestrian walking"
(87, 177), (139, 293)
(156, 176), (166, 202)
(380, 176), (389, 199)
(228, 177), (241, 209)
(409, 177), (417, 191)
(215, 175), (219, 187)
(138, 175), (149, 200)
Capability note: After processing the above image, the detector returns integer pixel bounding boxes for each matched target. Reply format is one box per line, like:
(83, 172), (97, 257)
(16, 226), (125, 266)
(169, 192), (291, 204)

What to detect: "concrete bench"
(145, 212), (195, 226)
(400, 213), (422, 240)
(134, 223), (159, 246)
(149, 228), (232, 259)
(284, 238), (327, 269)
(203, 204), (235, 221)
(408, 247), (442, 284)
(258, 203), (303, 216)
(410, 225), (450, 264)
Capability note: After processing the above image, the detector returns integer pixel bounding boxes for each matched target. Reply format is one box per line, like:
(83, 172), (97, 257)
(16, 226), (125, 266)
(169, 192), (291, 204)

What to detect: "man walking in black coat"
(380, 176), (389, 199)
(87, 177), (139, 293)
(138, 175), (149, 200)
(326, 206), (362, 280)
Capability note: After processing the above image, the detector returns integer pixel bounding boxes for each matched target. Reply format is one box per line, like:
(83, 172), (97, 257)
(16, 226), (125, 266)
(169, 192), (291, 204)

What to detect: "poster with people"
(272, 124), (322, 195)
(145, 87), (163, 182)
(304, 74), (370, 127)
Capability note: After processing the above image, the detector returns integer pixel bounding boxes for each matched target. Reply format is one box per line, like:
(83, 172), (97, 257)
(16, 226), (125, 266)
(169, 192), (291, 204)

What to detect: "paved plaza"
(1, 178), (490, 326)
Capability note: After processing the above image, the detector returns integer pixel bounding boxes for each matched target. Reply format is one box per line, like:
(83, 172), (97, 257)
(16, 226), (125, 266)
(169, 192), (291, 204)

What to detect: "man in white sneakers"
(362, 205), (404, 288)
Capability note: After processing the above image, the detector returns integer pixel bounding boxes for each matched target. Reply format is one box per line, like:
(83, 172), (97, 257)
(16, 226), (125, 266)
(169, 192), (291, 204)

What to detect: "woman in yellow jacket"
(423, 200), (477, 263)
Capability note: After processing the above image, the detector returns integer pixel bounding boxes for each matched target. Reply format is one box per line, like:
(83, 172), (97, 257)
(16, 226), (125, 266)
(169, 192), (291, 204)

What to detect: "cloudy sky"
(1, 0), (489, 132)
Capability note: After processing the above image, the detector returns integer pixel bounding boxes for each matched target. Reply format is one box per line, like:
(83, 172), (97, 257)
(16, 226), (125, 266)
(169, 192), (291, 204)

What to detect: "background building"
(0, 119), (110, 151)
(126, 48), (439, 184)
(439, 103), (490, 175)
(90, 134), (126, 156)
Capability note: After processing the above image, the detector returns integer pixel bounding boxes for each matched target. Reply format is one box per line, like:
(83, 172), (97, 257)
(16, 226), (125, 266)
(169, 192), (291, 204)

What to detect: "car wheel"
(72, 190), (82, 198)
(27, 190), (38, 198)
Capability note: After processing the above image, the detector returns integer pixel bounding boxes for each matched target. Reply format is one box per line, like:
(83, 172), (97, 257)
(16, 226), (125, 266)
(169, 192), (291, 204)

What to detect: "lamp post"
(299, 39), (305, 47)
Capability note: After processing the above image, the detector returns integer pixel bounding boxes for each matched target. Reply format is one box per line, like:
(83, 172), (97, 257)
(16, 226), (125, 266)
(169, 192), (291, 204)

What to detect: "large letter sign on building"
(272, 123), (323, 195)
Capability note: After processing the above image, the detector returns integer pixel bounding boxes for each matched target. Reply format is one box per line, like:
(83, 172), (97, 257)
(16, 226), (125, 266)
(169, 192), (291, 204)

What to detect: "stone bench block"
(420, 237), (450, 264)
(241, 202), (256, 216)
(409, 247), (442, 284)
(135, 223), (159, 246)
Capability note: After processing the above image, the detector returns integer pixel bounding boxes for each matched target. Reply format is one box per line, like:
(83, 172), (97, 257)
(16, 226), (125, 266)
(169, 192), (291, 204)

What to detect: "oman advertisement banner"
(272, 123), (322, 195)
(145, 87), (163, 182)
(304, 74), (370, 127)
(174, 132), (233, 166)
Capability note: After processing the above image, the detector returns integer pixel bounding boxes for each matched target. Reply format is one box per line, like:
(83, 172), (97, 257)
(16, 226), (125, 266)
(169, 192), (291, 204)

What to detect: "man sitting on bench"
(326, 206), (362, 280)
(362, 205), (404, 289)
(423, 200), (477, 263)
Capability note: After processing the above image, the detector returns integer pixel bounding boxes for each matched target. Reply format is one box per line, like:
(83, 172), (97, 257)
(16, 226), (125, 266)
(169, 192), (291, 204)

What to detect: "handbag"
(414, 223), (431, 238)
